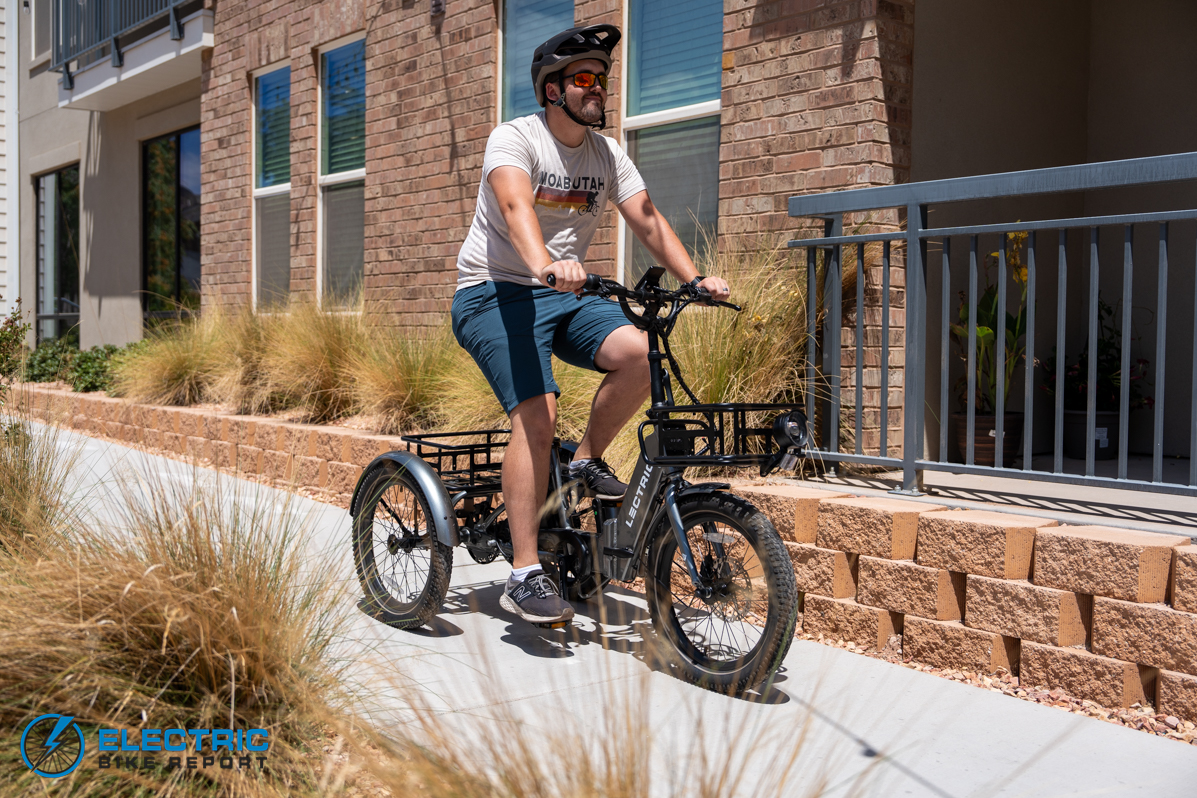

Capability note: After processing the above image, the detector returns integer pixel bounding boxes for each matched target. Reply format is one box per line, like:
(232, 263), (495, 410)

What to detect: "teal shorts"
(451, 281), (632, 414)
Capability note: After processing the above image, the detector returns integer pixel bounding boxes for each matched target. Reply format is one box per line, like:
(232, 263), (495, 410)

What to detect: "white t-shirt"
(456, 112), (647, 289)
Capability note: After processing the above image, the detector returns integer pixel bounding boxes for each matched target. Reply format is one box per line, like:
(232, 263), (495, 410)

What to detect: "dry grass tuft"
(0, 419), (77, 556)
(112, 315), (224, 406)
(350, 326), (457, 434)
(0, 427), (349, 796)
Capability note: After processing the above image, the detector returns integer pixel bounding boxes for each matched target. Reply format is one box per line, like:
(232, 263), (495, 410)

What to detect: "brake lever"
(691, 286), (742, 312)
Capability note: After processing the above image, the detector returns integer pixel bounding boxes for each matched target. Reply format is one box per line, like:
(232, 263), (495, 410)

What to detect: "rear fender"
(351, 451), (459, 547)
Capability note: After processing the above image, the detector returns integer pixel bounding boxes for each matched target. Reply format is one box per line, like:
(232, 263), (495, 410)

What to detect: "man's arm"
(488, 166), (587, 293)
(617, 190), (729, 300)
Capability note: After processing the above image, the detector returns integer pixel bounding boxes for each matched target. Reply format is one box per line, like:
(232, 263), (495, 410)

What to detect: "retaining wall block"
(1172, 545), (1197, 614)
(212, 441), (237, 469)
(157, 407), (180, 434)
(802, 594), (902, 651)
(253, 421), (285, 453)
(328, 462), (364, 495)
(816, 497), (946, 559)
(279, 424), (317, 457)
(104, 421), (122, 439)
(186, 436), (207, 460)
(349, 436), (389, 467)
(222, 418), (257, 446)
(293, 456), (328, 489)
(314, 428), (357, 463)
(786, 542), (857, 598)
(1033, 525), (1189, 603)
(736, 485), (849, 542)
(1021, 641), (1155, 709)
(163, 432), (185, 454)
(201, 413), (224, 440)
(143, 429), (162, 449)
(858, 556), (964, 620)
(917, 510), (1054, 579)
(238, 446), (264, 475)
(1157, 670), (1197, 724)
(1092, 596), (1197, 674)
(965, 574), (1091, 647)
(262, 450), (294, 481)
(902, 617), (1018, 674)
(176, 408), (204, 438)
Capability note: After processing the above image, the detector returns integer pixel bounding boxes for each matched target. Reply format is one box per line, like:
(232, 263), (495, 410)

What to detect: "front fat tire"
(352, 463), (453, 629)
(645, 492), (798, 695)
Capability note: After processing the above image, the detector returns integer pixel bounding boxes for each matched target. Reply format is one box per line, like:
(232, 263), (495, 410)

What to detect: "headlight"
(772, 410), (809, 453)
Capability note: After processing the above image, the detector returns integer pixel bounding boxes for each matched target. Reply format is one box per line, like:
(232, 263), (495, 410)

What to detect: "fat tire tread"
(645, 492), (797, 696)
(352, 463), (453, 630)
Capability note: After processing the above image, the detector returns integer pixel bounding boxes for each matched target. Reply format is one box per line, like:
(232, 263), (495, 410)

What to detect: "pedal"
(536, 621), (571, 630)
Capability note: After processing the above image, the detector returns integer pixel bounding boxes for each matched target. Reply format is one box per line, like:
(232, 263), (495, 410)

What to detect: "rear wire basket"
(638, 403), (805, 467)
(401, 429), (509, 494)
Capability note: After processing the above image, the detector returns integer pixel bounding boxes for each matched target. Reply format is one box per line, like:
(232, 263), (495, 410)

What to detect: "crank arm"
(663, 483), (711, 599)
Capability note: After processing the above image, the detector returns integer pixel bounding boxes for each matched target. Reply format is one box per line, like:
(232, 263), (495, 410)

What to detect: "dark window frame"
(141, 124), (201, 322)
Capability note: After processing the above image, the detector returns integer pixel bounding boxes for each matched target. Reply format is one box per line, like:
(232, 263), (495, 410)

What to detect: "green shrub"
(69, 344), (121, 393)
(0, 302), (30, 383)
(24, 335), (77, 383)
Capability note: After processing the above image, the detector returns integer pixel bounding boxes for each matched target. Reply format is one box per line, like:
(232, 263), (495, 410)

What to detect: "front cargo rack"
(638, 403), (805, 467)
(401, 429), (509, 494)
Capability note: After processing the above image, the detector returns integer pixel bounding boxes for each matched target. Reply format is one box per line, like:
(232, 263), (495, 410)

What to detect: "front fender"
(350, 451), (459, 547)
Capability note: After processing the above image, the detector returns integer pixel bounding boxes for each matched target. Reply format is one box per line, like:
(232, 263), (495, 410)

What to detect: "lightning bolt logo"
(20, 714), (85, 778)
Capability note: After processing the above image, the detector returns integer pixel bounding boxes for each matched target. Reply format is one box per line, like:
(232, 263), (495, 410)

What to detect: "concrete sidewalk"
(60, 428), (1197, 798)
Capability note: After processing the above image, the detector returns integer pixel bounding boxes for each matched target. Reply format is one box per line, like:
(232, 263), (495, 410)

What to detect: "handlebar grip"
(545, 273), (605, 291)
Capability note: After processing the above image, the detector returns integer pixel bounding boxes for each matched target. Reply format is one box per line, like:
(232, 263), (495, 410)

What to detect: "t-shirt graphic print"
(456, 112), (646, 289)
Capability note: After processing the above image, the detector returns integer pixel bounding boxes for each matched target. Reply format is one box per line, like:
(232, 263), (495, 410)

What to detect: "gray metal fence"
(52, 0), (191, 88)
(788, 152), (1197, 496)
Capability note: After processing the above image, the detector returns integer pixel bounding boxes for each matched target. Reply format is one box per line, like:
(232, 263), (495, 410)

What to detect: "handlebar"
(545, 272), (740, 312)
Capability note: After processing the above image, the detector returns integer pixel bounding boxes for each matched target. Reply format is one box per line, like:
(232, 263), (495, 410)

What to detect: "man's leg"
(572, 325), (651, 462)
(504, 392), (557, 569)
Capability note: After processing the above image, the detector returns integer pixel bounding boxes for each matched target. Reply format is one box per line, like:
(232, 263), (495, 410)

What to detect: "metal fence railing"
(52, 0), (194, 89)
(788, 152), (1197, 496)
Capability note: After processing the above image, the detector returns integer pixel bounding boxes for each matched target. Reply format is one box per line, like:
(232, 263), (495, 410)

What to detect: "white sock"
(569, 458), (591, 471)
(511, 564), (543, 583)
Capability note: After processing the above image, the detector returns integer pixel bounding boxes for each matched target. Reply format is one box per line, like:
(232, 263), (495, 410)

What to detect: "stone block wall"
(748, 487), (1197, 723)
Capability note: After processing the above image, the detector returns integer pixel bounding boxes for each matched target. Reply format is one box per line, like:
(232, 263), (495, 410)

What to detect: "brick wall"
(720, 0), (914, 456)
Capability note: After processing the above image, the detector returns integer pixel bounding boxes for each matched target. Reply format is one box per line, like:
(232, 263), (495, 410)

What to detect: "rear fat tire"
(644, 492), (798, 695)
(352, 463), (453, 629)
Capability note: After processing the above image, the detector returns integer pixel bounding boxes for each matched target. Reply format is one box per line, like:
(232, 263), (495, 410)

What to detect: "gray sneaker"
(499, 571), (575, 625)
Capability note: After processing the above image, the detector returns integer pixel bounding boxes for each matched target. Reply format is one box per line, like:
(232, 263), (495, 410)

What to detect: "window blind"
(323, 181), (365, 306)
(628, 0), (722, 117)
(627, 116), (720, 282)
(322, 41), (366, 175)
(257, 194), (291, 307)
(502, 0), (575, 121)
(256, 68), (291, 188)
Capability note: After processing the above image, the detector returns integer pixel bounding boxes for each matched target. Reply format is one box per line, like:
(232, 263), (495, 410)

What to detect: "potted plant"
(1040, 298), (1152, 460)
(949, 231), (1029, 466)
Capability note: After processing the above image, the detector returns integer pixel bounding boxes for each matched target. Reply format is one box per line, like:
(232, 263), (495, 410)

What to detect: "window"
(622, 0), (722, 283)
(33, 0), (50, 62)
(320, 39), (365, 308)
(143, 127), (202, 320)
(501, 0), (574, 121)
(255, 66), (291, 308)
(36, 165), (80, 342)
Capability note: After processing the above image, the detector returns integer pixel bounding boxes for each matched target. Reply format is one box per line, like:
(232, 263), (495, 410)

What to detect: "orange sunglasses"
(565, 71), (609, 91)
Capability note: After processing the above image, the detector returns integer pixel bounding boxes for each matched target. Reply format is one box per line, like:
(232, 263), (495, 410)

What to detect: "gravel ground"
(60, 422), (1197, 749)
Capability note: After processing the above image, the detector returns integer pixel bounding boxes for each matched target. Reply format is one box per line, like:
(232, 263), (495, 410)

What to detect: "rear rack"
(638, 403), (804, 467)
(401, 429), (509, 494)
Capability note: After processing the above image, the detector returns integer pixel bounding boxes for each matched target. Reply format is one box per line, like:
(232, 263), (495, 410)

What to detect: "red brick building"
(200, 0), (915, 327)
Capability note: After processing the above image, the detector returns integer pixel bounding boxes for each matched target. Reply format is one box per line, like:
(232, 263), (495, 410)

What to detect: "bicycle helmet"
(531, 24), (621, 129)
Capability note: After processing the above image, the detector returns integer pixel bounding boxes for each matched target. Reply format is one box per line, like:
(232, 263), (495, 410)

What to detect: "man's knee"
(595, 326), (649, 373)
(509, 394), (558, 448)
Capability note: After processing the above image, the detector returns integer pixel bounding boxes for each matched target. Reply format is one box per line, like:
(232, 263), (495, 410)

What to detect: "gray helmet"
(531, 24), (621, 107)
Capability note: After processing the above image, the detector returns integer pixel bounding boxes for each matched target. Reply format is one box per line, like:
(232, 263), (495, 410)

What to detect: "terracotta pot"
(951, 412), (1025, 467)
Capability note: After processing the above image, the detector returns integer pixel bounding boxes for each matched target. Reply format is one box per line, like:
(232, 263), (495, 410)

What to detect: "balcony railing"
(51, 0), (195, 89)
(788, 152), (1197, 497)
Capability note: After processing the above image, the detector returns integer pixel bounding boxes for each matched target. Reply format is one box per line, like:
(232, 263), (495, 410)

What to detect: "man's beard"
(566, 93), (604, 125)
